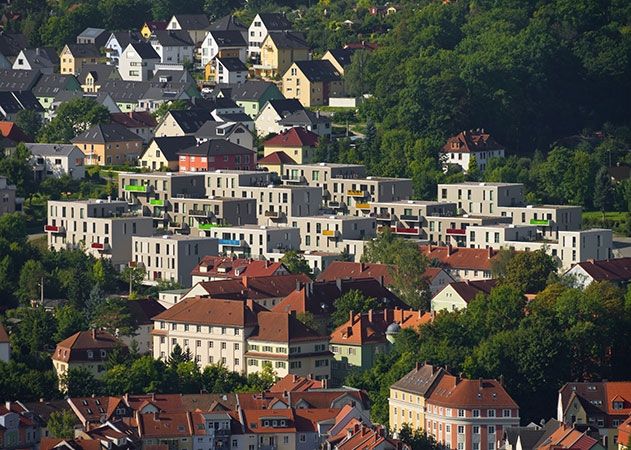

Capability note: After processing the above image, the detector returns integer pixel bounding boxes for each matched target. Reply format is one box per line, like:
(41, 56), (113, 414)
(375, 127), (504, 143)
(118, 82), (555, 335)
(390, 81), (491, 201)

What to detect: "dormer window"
(613, 401), (624, 410)
(87, 350), (94, 359)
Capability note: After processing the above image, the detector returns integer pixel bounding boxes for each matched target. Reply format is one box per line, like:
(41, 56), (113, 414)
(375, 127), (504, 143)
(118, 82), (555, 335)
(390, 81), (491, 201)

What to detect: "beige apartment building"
(169, 196), (257, 231)
(289, 215), (376, 253)
(496, 204), (582, 239)
(425, 214), (513, 246)
(45, 199), (153, 268)
(205, 224), (301, 258)
(203, 170), (273, 198)
(246, 311), (332, 380)
(437, 182), (524, 215)
(238, 185), (323, 225)
(0, 176), (16, 216)
(132, 235), (219, 287)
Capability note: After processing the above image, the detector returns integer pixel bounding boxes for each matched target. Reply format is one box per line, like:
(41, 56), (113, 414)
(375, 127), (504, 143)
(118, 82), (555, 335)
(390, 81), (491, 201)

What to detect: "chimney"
(242, 275), (249, 288)
(349, 309), (354, 324)
(335, 278), (342, 292)
(415, 361), (421, 371)
(360, 262), (365, 272)
(447, 244), (453, 256)
(488, 246), (494, 258)
(35, 48), (40, 56)
(368, 309), (373, 322)
(92, 329), (97, 340)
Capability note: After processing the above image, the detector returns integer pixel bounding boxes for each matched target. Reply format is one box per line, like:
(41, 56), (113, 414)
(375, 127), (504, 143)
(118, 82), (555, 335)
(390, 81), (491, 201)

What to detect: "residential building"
(564, 257), (631, 289)
(221, 80), (284, 118)
(431, 279), (498, 312)
(618, 417), (631, 450)
(59, 44), (100, 75)
(255, 31), (309, 78)
(437, 182), (524, 216)
(258, 151), (297, 173)
(205, 224), (301, 258)
(255, 98), (305, 136)
(77, 28), (109, 48)
(31, 74), (82, 110)
(25, 143), (85, 180)
(190, 256), (288, 284)
(321, 48), (357, 75)
(118, 42), (160, 82)
(0, 324), (9, 362)
(246, 310), (332, 380)
(0, 68), (41, 91)
(0, 402), (40, 450)
(45, 199), (153, 267)
(139, 135), (196, 170)
(110, 111), (157, 144)
(278, 109), (332, 137)
(496, 204), (583, 240)
(202, 169), (273, 198)
(77, 63), (120, 93)
(152, 296), (262, 370)
(0, 91), (44, 121)
(196, 121), (255, 150)
(248, 13), (292, 60)
(441, 129), (505, 173)
(121, 299), (166, 355)
(422, 214), (512, 246)
(169, 195), (257, 232)
(12, 48), (58, 74)
(166, 14), (211, 44)
(0, 176), (16, 215)
(420, 245), (500, 281)
(154, 108), (214, 137)
(239, 184), (323, 225)
(214, 57), (248, 84)
(149, 30), (194, 65)
(201, 30), (247, 68)
(263, 127), (319, 164)
(132, 234), (218, 287)
(558, 382), (631, 450)
(0, 121), (31, 146)
(104, 30), (143, 66)
(52, 330), (126, 389)
(289, 214), (376, 253)
(536, 424), (605, 450)
(177, 139), (256, 172)
(140, 20), (168, 40)
(282, 60), (344, 107)
(71, 122), (143, 165)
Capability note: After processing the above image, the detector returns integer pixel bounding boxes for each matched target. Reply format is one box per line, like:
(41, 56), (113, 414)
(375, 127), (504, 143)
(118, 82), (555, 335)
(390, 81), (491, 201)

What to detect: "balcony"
(328, 201), (344, 209)
(90, 242), (110, 252)
(189, 209), (214, 218)
(218, 239), (246, 247)
(44, 224), (65, 234)
(400, 214), (421, 222)
(264, 210), (285, 220)
(395, 227), (419, 235)
(124, 184), (151, 193)
(530, 219), (550, 226)
(355, 202), (370, 209)
(322, 229), (340, 238)
(375, 212), (391, 220)
(347, 190), (367, 197)
(377, 226), (395, 233)
(446, 228), (466, 235)
(149, 199), (164, 207)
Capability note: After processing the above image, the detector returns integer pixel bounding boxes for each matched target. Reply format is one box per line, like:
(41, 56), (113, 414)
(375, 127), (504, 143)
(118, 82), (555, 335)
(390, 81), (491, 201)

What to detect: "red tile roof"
(137, 411), (195, 438)
(152, 296), (262, 327)
(420, 245), (499, 271)
(190, 274), (311, 301)
(236, 390), (370, 411)
(264, 127), (319, 148)
(428, 374), (518, 409)
(571, 257), (631, 283)
(336, 424), (401, 450)
(0, 121), (32, 142)
(442, 129), (504, 154)
(536, 425), (599, 450)
(316, 261), (448, 287)
(248, 311), (327, 343)
(258, 151), (297, 165)
(111, 111), (157, 129)
(618, 416), (631, 449)
(41, 438), (102, 450)
(559, 382), (631, 419)
(436, 279), (499, 304)
(53, 330), (125, 363)
(269, 374), (324, 392)
(190, 256), (288, 279)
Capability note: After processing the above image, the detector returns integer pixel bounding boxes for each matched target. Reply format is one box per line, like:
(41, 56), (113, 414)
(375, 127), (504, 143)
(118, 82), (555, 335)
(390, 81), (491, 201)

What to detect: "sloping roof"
(618, 416), (631, 449)
(264, 127), (319, 147)
(391, 363), (445, 395)
(265, 98), (304, 117)
(72, 123), (143, 144)
(266, 31), (308, 50)
(151, 69), (193, 84)
(78, 27), (107, 40)
(209, 30), (247, 47)
(191, 256), (287, 279)
(191, 273), (311, 301)
(167, 109), (214, 134)
(54, 330), (124, 363)
(127, 299), (166, 326)
(32, 74), (79, 97)
(151, 30), (194, 47)
(128, 42), (160, 60)
(269, 374), (324, 393)
(0, 90), (43, 113)
(439, 279), (498, 304)
(17, 48), (58, 69)
(207, 15), (246, 31)
(178, 139), (254, 157)
(0, 33), (27, 58)
(0, 121), (31, 142)
(231, 80), (279, 101)
(143, 135), (196, 162)
(294, 60), (341, 82)
(151, 296), (261, 327)
(442, 129), (504, 154)
(257, 13), (292, 30)
(144, 21), (168, 32)
(0, 69), (41, 92)
(248, 311), (325, 343)
(137, 411), (195, 438)
(41, 438), (101, 450)
(217, 57), (247, 72)
(195, 121), (245, 140)
(25, 143), (81, 157)
(325, 48), (357, 67)
(109, 31), (143, 49)
(258, 151), (296, 165)
(236, 389), (370, 410)
(191, 96), (238, 111)
(111, 111), (157, 128)
(173, 14), (210, 30)
(537, 425), (599, 450)
(65, 44), (101, 58)
(277, 109), (330, 127)
(78, 63), (119, 84)
(428, 374), (518, 409)
(571, 257), (631, 283)
(214, 112), (252, 123)
(420, 245), (499, 271)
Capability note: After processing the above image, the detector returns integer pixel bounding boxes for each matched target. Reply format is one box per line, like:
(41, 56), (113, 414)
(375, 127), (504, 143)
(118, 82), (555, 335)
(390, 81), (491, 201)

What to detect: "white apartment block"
(204, 224), (301, 258)
(132, 235), (219, 287)
(203, 170), (273, 198)
(437, 182), (524, 216)
(241, 185), (323, 225)
(45, 200), (153, 268)
(425, 215), (513, 246)
(496, 204), (582, 239)
(26, 144), (85, 180)
(288, 215), (376, 253)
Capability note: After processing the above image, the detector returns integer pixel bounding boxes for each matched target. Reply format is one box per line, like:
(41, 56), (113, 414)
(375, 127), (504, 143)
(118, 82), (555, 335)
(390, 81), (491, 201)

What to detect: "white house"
(440, 129), (505, 173)
(215, 57), (248, 84)
(563, 257), (631, 289)
(149, 30), (194, 65)
(201, 30), (247, 67)
(166, 14), (210, 45)
(118, 42), (160, 82)
(12, 48), (58, 74)
(254, 98), (304, 137)
(430, 279), (498, 312)
(247, 13), (292, 60)
(25, 143), (85, 180)
(104, 31), (143, 66)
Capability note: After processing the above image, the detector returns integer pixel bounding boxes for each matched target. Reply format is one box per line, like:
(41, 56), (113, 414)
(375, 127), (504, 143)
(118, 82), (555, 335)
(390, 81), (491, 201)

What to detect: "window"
(488, 426), (495, 435)
(458, 409), (465, 417)
(503, 409), (511, 417)
(488, 409), (496, 417)
(473, 409), (480, 417)
(457, 426), (464, 434)
(473, 426), (480, 434)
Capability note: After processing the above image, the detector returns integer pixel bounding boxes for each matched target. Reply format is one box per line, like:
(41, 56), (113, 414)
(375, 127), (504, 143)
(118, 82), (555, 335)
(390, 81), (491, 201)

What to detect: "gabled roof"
(570, 257), (631, 283)
(420, 244), (499, 271)
(428, 374), (518, 409)
(217, 57), (247, 72)
(293, 60), (341, 82)
(537, 424), (599, 450)
(17, 48), (58, 69)
(111, 111), (157, 129)
(32, 74), (79, 97)
(208, 30), (247, 47)
(0, 33), (27, 58)
(126, 299), (166, 326)
(391, 363), (445, 396)
(64, 44), (100, 59)
(264, 127), (319, 147)
(236, 389), (370, 410)
(248, 311), (326, 343)
(151, 30), (194, 47)
(195, 120), (248, 140)
(166, 109), (214, 134)
(618, 416), (631, 449)
(151, 296), (262, 327)
(190, 256), (287, 279)
(325, 48), (357, 67)
(277, 109), (330, 127)
(230, 80), (280, 101)
(172, 14), (210, 30)
(142, 135), (196, 162)
(78, 28), (107, 40)
(143, 21), (168, 32)
(108, 31), (143, 49)
(178, 139), (254, 157)
(126, 42), (160, 60)
(189, 273), (311, 302)
(257, 13), (292, 31)
(78, 64), (119, 84)
(151, 69), (193, 84)
(0, 121), (31, 142)
(137, 411), (196, 438)
(258, 151), (296, 165)
(264, 98), (304, 117)
(207, 15), (246, 31)
(54, 330), (124, 363)
(0, 90), (43, 113)
(25, 143), (81, 157)
(266, 31), (308, 50)
(269, 374), (324, 393)
(442, 129), (504, 154)
(437, 279), (498, 304)
(0, 69), (41, 92)
(336, 424), (400, 450)
(72, 123), (143, 144)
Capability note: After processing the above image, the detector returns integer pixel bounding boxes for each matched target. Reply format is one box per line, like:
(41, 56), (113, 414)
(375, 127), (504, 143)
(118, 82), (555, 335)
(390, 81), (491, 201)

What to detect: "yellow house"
(60, 43), (101, 75)
(389, 363), (444, 433)
(52, 330), (125, 391)
(257, 151), (297, 174)
(321, 48), (356, 76)
(140, 20), (168, 39)
(263, 127), (319, 164)
(139, 135), (196, 171)
(204, 48), (244, 81)
(256, 31), (309, 79)
(282, 60), (344, 107)
(71, 123), (143, 166)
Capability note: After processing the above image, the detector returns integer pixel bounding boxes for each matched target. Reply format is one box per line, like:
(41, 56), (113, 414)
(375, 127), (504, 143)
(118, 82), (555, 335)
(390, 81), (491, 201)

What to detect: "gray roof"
(266, 31), (308, 49)
(209, 30), (247, 47)
(217, 57), (247, 72)
(294, 60), (341, 82)
(128, 42), (160, 60)
(71, 123), (143, 144)
(207, 15), (246, 31)
(265, 99), (304, 117)
(0, 33), (27, 58)
(326, 48), (357, 67)
(100, 80), (151, 102)
(143, 135), (197, 162)
(229, 80), (280, 101)
(503, 428), (546, 450)
(0, 69), (41, 92)
(141, 83), (190, 102)
(196, 121), (248, 140)
(18, 48), (59, 69)
(32, 74), (78, 97)
(77, 64), (119, 84)
(109, 31), (143, 49)
(179, 139), (254, 156)
(278, 109), (330, 127)
(191, 96), (239, 111)
(168, 109), (214, 134)
(78, 28), (107, 39)
(257, 13), (292, 31)
(172, 14), (210, 30)
(150, 30), (194, 47)
(25, 143), (81, 157)
(151, 69), (193, 83)
(65, 44), (101, 58)
(390, 363), (444, 395)
(215, 112), (252, 123)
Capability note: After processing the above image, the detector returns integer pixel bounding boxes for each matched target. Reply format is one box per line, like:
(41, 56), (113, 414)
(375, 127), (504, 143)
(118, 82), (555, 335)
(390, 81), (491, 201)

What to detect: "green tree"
(120, 265), (146, 295)
(168, 343), (191, 369)
(90, 297), (137, 336)
(17, 259), (46, 304)
(15, 109), (42, 139)
(593, 165), (614, 216)
(38, 98), (110, 144)
(331, 289), (380, 328)
(398, 424), (444, 450)
(501, 249), (557, 294)
(54, 305), (86, 342)
(0, 143), (36, 198)
(344, 50), (370, 97)
(47, 410), (76, 439)
(280, 250), (312, 277)
(60, 367), (103, 396)
(467, 155), (481, 181)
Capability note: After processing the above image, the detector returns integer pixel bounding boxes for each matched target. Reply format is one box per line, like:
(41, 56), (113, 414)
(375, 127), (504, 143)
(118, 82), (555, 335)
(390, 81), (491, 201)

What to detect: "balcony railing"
(347, 190), (367, 197)
(149, 199), (164, 206)
(530, 219), (550, 226)
(375, 212), (391, 220)
(198, 223), (221, 230)
(44, 224), (65, 234)
(322, 229), (340, 237)
(264, 210), (285, 219)
(395, 227), (419, 235)
(218, 239), (246, 246)
(189, 209), (214, 218)
(124, 184), (151, 193)
(90, 242), (111, 252)
(355, 202), (370, 209)
(400, 214), (421, 222)
(446, 228), (466, 235)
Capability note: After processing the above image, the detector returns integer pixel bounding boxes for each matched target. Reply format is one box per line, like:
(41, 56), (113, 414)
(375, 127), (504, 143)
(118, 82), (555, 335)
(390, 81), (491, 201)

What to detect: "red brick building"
(177, 139), (256, 172)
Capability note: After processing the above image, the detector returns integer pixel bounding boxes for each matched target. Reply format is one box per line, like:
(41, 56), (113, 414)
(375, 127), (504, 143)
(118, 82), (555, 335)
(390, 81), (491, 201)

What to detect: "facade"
(196, 121), (255, 151)
(60, 44), (100, 75)
(441, 129), (505, 173)
(154, 109), (214, 137)
(45, 199), (153, 268)
(282, 60), (344, 107)
(132, 234), (219, 287)
(25, 143), (85, 180)
(248, 13), (292, 59)
(563, 257), (631, 289)
(170, 196), (257, 232)
(166, 14), (211, 45)
(110, 111), (157, 144)
(227, 80), (284, 118)
(71, 123), (143, 166)
(177, 140), (256, 172)
(118, 42), (160, 82)
(0, 176), (17, 216)
(289, 214), (376, 253)
(255, 31), (309, 78)
(437, 182), (524, 216)
(139, 135), (197, 171)
(431, 279), (498, 312)
(263, 127), (319, 164)
(190, 256), (288, 284)
(201, 30), (247, 68)
(255, 98), (305, 137)
(149, 30), (194, 65)
(215, 57), (248, 84)
(204, 224), (301, 258)
(239, 185), (323, 225)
